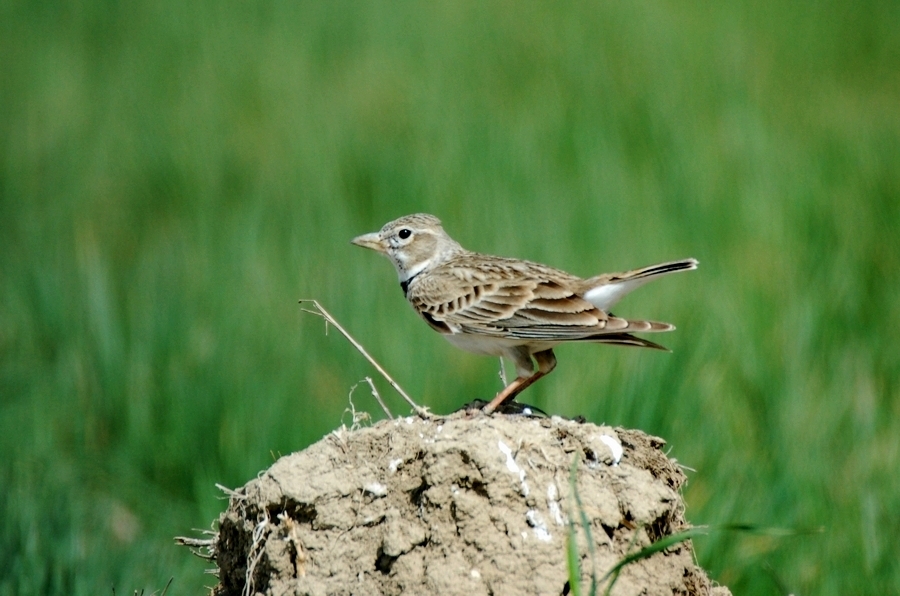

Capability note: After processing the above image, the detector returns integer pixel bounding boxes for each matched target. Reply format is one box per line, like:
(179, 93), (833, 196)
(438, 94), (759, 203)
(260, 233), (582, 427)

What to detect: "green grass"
(2, 1), (899, 593)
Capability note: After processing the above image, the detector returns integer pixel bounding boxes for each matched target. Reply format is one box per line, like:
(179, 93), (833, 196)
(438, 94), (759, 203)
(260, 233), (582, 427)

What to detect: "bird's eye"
(398, 228), (412, 240)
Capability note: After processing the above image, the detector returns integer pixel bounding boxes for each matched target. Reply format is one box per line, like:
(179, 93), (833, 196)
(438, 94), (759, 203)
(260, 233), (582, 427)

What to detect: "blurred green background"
(2, 1), (898, 594)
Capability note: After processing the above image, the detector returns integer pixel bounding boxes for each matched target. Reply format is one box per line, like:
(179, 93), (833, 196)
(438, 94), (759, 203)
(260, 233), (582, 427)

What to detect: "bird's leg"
(483, 349), (557, 414)
(482, 377), (529, 414)
(498, 357), (508, 386)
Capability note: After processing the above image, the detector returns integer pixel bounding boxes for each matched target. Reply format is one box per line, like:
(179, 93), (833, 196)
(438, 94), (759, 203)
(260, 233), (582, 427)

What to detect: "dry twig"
(299, 299), (430, 418)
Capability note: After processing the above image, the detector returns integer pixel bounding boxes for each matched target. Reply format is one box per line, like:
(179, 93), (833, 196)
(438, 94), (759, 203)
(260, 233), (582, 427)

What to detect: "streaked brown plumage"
(352, 213), (697, 413)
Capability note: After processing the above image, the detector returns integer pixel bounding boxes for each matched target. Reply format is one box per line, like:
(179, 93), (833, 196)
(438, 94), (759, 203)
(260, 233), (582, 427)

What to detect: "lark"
(352, 214), (697, 414)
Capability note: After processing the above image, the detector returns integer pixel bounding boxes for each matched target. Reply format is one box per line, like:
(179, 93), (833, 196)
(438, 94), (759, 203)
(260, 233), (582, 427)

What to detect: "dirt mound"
(206, 413), (730, 596)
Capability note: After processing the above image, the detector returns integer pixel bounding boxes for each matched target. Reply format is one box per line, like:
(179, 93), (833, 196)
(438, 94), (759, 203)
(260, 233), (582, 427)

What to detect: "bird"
(351, 213), (697, 414)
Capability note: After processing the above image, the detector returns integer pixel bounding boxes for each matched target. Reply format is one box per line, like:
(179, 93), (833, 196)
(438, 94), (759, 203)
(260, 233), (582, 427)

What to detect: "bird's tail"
(582, 258), (698, 311)
(587, 332), (671, 351)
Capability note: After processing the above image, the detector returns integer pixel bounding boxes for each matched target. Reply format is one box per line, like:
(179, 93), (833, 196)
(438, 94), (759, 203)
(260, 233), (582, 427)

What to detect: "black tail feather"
(632, 258), (699, 280)
(587, 332), (671, 351)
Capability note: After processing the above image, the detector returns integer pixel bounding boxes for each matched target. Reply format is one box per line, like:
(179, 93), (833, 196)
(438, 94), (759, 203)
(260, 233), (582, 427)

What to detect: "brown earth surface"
(203, 412), (731, 596)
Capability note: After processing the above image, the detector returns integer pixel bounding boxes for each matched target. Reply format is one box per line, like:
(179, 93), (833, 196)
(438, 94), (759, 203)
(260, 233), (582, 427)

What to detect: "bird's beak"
(350, 232), (386, 254)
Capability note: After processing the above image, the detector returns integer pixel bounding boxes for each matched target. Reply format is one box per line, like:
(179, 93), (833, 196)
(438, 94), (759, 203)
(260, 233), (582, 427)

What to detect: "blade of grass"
(602, 527), (709, 595)
(600, 523), (824, 595)
(565, 518), (582, 596)
(568, 455), (598, 596)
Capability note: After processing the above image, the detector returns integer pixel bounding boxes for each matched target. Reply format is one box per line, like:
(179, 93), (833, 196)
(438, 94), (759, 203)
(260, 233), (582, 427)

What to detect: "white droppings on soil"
(208, 414), (730, 596)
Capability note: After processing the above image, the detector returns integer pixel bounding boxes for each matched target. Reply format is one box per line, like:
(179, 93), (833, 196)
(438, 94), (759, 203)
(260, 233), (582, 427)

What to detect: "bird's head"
(351, 213), (463, 283)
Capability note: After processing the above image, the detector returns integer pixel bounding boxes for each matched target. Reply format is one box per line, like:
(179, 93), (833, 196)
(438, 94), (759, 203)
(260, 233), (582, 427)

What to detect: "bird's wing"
(406, 255), (670, 340)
